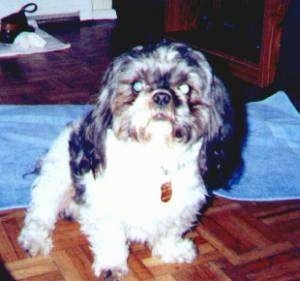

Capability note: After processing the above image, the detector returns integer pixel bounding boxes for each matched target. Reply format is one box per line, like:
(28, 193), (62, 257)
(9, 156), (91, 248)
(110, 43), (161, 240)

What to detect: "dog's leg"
(151, 228), (197, 264)
(18, 127), (74, 256)
(58, 199), (79, 221)
(79, 211), (129, 279)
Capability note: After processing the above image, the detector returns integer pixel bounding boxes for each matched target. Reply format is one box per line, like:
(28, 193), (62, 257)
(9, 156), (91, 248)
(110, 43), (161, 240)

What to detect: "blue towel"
(214, 91), (300, 201)
(0, 92), (299, 210)
(0, 105), (91, 211)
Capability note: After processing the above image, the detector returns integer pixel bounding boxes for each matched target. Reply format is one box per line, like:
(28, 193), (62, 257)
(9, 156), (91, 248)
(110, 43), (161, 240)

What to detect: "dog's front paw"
(100, 268), (128, 281)
(93, 262), (128, 281)
(18, 222), (53, 256)
(58, 201), (79, 221)
(153, 237), (197, 264)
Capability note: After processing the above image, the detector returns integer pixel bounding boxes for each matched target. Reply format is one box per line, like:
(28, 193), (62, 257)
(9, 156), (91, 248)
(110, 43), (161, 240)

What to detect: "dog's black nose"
(153, 92), (171, 107)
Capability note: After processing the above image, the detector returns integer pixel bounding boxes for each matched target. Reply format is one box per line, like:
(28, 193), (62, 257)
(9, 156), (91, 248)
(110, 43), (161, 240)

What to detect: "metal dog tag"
(161, 181), (172, 202)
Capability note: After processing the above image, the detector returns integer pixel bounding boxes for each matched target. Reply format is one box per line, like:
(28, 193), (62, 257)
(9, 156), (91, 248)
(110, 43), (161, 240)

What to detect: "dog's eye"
(178, 83), (191, 94)
(132, 81), (145, 93)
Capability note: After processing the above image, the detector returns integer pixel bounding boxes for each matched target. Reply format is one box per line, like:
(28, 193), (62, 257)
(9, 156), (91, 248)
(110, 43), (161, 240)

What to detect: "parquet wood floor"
(0, 20), (299, 281)
(0, 21), (114, 105)
(1, 198), (299, 281)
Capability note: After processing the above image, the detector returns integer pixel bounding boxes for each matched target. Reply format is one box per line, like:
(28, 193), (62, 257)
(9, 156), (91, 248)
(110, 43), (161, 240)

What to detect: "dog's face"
(101, 42), (215, 144)
(80, 41), (243, 189)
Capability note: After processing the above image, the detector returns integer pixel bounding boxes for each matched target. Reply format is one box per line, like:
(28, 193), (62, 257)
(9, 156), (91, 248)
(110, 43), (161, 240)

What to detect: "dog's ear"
(198, 76), (244, 189)
(71, 57), (130, 178)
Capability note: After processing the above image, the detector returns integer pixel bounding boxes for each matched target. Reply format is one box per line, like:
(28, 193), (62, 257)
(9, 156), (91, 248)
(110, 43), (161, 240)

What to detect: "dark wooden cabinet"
(164, 0), (290, 88)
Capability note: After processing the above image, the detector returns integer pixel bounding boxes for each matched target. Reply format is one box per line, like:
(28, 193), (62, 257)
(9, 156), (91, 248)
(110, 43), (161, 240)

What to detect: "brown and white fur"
(18, 41), (242, 280)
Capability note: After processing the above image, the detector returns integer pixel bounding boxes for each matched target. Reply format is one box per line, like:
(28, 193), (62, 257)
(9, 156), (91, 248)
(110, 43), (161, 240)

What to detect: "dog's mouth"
(153, 112), (173, 122)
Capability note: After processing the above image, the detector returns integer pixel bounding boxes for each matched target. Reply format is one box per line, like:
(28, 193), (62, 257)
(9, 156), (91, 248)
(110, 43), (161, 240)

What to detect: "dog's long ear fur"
(198, 75), (244, 189)
(69, 57), (128, 199)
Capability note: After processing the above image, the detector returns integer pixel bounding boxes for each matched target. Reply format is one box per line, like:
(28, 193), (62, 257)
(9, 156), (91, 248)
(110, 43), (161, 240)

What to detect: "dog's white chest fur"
(81, 128), (206, 241)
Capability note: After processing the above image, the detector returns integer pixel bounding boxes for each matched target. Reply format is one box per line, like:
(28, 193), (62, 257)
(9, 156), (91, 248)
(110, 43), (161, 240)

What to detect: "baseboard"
(29, 9), (117, 24)
(90, 9), (117, 20)
(30, 12), (80, 24)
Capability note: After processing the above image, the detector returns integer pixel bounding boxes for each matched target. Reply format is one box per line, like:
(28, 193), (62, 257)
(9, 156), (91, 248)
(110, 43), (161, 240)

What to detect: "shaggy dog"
(19, 41), (242, 280)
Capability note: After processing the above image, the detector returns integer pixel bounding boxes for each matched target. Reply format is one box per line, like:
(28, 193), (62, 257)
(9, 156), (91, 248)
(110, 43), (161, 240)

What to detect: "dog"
(18, 40), (242, 280)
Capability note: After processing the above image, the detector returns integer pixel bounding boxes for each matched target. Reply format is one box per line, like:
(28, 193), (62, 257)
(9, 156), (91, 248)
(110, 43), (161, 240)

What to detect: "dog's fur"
(18, 41), (242, 280)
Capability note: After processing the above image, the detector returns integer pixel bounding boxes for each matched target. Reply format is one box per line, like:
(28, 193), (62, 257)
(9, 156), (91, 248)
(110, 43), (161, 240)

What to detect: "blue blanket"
(214, 91), (300, 201)
(0, 105), (91, 211)
(0, 92), (299, 210)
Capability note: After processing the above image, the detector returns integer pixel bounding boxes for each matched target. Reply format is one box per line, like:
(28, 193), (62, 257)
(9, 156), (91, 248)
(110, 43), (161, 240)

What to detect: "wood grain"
(0, 197), (299, 280)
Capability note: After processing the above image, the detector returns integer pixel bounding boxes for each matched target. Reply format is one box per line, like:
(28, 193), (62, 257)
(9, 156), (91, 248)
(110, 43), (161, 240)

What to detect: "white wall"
(0, 0), (116, 21)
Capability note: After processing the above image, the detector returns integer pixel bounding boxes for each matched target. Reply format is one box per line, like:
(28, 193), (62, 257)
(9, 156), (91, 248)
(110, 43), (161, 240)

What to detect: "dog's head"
(79, 41), (243, 189)
(106, 41), (215, 144)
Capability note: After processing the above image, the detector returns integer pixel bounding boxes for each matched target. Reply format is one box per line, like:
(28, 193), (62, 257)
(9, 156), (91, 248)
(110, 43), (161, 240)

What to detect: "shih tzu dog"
(19, 40), (242, 280)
